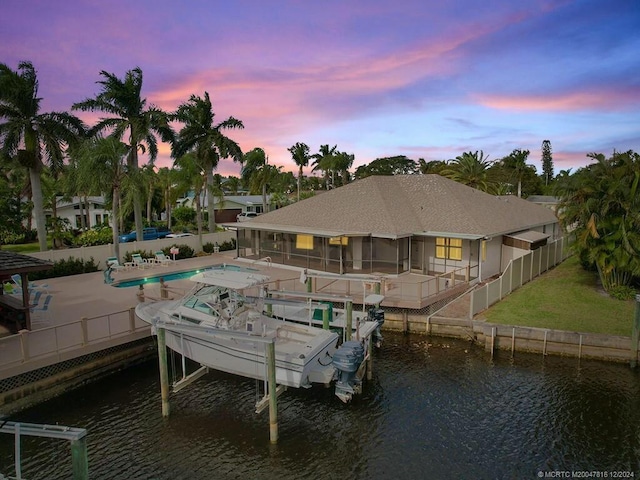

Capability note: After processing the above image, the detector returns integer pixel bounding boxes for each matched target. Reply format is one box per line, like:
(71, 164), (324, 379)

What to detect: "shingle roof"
(246, 175), (558, 238)
(0, 251), (53, 278)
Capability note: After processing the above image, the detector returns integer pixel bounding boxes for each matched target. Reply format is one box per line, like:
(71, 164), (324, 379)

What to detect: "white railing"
(0, 308), (150, 380)
(470, 237), (569, 318)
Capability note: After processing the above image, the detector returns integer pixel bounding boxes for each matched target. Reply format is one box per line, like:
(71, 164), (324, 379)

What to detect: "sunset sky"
(2, 0), (639, 177)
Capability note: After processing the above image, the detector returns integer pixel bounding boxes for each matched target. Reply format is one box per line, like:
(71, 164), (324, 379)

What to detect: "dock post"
(70, 437), (89, 480)
(322, 305), (330, 330)
(631, 295), (640, 368)
(367, 334), (373, 381)
(266, 340), (278, 444)
(157, 327), (171, 417)
(345, 300), (353, 341)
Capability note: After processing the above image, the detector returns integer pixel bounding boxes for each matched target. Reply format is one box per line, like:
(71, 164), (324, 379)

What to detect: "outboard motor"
(368, 306), (385, 347)
(332, 340), (365, 403)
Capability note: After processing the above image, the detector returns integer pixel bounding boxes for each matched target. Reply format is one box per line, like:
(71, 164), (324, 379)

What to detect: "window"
(296, 234), (314, 250)
(329, 237), (348, 245)
(435, 237), (462, 260)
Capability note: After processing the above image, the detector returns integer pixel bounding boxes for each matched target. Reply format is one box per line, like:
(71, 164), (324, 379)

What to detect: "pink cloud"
(475, 87), (640, 112)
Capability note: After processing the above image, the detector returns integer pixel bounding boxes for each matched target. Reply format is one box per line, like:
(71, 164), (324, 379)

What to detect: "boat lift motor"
(332, 340), (365, 403)
(368, 306), (385, 347)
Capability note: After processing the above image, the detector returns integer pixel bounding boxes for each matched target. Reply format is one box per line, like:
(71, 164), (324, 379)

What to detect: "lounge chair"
(154, 251), (173, 267)
(11, 274), (49, 294)
(130, 253), (154, 269)
(30, 293), (53, 327)
(106, 257), (126, 272)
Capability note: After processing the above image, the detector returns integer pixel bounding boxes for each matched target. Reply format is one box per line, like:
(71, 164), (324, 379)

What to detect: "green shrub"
(73, 226), (113, 247)
(219, 238), (236, 251)
(162, 244), (194, 260)
(608, 285), (637, 301)
(123, 249), (155, 263)
(29, 256), (100, 280)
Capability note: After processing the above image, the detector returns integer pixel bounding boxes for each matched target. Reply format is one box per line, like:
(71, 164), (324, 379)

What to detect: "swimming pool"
(112, 264), (259, 288)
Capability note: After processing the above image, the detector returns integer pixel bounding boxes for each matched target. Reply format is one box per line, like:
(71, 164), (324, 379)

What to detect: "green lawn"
(482, 255), (637, 336)
(1, 242), (44, 253)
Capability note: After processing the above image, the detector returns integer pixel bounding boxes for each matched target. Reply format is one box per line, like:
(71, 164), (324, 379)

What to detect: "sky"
(2, 0), (639, 177)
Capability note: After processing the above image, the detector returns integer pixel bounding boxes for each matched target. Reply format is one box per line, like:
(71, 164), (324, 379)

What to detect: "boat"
(263, 292), (385, 347)
(135, 269), (377, 402)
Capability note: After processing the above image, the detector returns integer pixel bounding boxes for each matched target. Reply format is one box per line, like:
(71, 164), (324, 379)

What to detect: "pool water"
(112, 264), (258, 288)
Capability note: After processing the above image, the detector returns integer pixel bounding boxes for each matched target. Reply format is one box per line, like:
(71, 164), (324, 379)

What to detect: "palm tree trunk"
(196, 187), (204, 251)
(29, 167), (48, 251)
(298, 166), (302, 201)
(262, 183), (267, 213)
(206, 168), (216, 232)
(112, 186), (121, 260)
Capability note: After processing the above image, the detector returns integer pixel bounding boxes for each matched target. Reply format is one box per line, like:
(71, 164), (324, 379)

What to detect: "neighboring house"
(527, 195), (560, 214)
(223, 175), (560, 281)
(35, 196), (111, 231)
(176, 194), (272, 224)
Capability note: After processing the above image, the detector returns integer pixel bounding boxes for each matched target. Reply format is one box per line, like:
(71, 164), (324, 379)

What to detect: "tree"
(72, 135), (129, 260)
(418, 159), (447, 175)
(72, 67), (174, 242)
(288, 142), (310, 201)
(541, 140), (553, 186)
(441, 151), (494, 192)
(157, 167), (178, 230)
(172, 92), (243, 233)
(555, 150), (640, 295)
(503, 149), (531, 197)
(0, 61), (86, 250)
(173, 152), (205, 248)
(354, 155), (418, 178)
(241, 148), (281, 212)
(311, 144), (337, 189)
(333, 151), (354, 187)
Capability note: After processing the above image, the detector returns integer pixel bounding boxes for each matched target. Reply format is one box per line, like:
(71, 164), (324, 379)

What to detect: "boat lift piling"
(153, 321), (280, 444)
(0, 419), (88, 480)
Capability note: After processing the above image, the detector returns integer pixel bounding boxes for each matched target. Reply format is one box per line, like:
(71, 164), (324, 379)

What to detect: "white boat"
(135, 269), (376, 400)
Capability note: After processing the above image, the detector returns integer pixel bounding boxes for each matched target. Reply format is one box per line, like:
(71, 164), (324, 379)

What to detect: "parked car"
(166, 232), (194, 238)
(236, 212), (258, 222)
(118, 227), (170, 242)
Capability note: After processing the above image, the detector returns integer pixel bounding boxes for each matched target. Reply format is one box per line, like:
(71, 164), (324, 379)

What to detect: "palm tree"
(333, 151), (354, 187)
(287, 142), (310, 201)
(0, 61), (86, 250)
(172, 92), (243, 233)
(72, 67), (174, 242)
(504, 149), (530, 197)
(442, 150), (493, 192)
(312, 144), (337, 189)
(141, 163), (158, 223)
(157, 167), (178, 230)
(555, 151), (640, 292)
(241, 148), (278, 212)
(173, 152), (205, 249)
(224, 176), (242, 195)
(73, 136), (129, 260)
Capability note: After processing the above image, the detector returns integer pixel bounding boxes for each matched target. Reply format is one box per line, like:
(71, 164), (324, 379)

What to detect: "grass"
(1, 242), (45, 253)
(482, 255), (637, 336)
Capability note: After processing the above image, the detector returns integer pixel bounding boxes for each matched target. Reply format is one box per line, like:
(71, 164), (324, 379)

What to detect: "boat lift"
(152, 319), (282, 444)
(0, 418), (88, 480)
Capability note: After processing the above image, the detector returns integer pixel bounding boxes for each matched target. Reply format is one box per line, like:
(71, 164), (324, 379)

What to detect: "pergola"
(0, 251), (53, 331)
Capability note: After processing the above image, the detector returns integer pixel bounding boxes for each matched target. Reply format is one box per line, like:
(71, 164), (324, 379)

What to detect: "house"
(224, 175), (560, 281)
(176, 194), (272, 223)
(33, 196), (111, 231)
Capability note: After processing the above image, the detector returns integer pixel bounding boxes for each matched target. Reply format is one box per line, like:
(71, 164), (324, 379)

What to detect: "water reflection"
(1, 332), (639, 479)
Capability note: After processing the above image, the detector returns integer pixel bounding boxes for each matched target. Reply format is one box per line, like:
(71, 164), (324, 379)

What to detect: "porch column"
(352, 237), (362, 271)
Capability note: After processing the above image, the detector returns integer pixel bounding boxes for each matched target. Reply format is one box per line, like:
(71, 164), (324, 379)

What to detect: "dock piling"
(266, 341), (278, 444)
(156, 327), (170, 417)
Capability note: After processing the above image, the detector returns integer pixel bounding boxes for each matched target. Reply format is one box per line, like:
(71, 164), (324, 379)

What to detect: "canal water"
(2, 332), (640, 479)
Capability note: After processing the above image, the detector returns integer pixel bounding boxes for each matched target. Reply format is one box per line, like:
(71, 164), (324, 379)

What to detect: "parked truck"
(118, 227), (170, 243)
